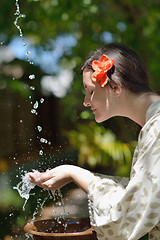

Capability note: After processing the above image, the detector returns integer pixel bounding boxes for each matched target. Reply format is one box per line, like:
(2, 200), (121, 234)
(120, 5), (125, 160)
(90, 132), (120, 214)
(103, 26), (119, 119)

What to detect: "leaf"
(67, 122), (136, 173)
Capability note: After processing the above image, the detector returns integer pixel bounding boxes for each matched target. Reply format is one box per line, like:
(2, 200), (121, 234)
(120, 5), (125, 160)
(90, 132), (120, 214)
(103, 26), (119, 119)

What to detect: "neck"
(120, 92), (160, 127)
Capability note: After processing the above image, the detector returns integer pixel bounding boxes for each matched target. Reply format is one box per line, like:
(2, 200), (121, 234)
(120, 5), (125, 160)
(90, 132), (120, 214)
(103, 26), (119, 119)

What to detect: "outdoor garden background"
(0, 0), (160, 239)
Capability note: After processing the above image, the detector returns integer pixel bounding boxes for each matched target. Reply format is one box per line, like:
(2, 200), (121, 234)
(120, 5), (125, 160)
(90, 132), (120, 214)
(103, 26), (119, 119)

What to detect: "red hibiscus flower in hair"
(91, 54), (115, 87)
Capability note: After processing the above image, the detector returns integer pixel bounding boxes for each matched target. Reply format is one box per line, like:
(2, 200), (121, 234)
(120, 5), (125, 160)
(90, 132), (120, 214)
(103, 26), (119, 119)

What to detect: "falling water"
(13, 0), (50, 155)
(14, 0), (26, 46)
(13, 171), (67, 224)
(12, 0), (70, 235)
(13, 171), (35, 211)
(14, 0), (33, 65)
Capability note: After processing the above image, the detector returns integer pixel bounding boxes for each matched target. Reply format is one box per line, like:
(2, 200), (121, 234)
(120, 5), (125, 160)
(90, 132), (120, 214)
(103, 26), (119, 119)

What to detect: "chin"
(95, 116), (105, 123)
(95, 119), (102, 123)
(95, 115), (111, 123)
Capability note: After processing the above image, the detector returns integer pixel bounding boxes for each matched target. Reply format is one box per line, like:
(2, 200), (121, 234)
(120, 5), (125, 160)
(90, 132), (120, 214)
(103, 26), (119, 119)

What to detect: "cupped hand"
(28, 165), (72, 191)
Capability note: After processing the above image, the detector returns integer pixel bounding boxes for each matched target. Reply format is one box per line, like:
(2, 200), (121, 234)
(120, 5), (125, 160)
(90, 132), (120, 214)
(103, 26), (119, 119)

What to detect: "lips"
(91, 108), (96, 114)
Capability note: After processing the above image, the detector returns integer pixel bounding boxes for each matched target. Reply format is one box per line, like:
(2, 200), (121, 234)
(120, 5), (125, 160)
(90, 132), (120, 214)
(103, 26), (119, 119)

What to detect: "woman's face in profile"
(83, 69), (121, 123)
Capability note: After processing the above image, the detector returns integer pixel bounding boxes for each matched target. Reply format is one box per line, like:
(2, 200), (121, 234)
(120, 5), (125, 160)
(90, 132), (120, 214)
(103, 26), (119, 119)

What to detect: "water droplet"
(31, 109), (36, 114)
(40, 138), (45, 143)
(33, 101), (38, 109)
(29, 74), (35, 80)
(30, 86), (35, 90)
(37, 126), (42, 132)
(25, 51), (31, 56)
(39, 150), (43, 155)
(40, 138), (48, 144)
(40, 98), (44, 103)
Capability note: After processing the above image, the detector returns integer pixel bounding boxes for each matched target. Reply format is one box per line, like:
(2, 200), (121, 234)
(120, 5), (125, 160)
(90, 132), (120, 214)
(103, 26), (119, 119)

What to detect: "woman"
(29, 43), (160, 240)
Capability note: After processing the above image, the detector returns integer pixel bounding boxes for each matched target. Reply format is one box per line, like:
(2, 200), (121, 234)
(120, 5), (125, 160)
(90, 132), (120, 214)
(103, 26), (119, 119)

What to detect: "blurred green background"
(0, 0), (160, 239)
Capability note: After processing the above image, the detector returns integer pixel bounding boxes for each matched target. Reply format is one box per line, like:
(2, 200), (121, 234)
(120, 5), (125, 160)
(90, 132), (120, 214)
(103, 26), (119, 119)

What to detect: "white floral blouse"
(88, 100), (160, 240)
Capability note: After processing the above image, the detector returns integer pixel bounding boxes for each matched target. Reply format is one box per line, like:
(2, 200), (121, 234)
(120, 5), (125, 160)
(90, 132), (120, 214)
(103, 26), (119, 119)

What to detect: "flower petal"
(96, 72), (106, 82)
(91, 70), (101, 82)
(100, 74), (108, 87)
(99, 55), (110, 69)
(91, 55), (115, 87)
(110, 59), (115, 69)
(92, 60), (100, 70)
(100, 54), (110, 64)
(91, 71), (98, 82)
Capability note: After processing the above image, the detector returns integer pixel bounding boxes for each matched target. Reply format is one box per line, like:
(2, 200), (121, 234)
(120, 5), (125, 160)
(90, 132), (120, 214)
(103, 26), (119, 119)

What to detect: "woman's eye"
(90, 91), (93, 95)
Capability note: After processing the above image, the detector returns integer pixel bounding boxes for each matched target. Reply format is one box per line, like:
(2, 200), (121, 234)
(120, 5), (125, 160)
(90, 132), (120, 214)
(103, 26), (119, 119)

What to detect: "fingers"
(28, 170), (53, 184)
(28, 171), (41, 183)
(40, 178), (57, 191)
(28, 174), (58, 191)
(27, 165), (71, 191)
(28, 170), (57, 190)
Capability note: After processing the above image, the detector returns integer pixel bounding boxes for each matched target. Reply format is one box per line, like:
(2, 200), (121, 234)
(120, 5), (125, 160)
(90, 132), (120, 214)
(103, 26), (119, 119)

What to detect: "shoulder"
(138, 115), (160, 148)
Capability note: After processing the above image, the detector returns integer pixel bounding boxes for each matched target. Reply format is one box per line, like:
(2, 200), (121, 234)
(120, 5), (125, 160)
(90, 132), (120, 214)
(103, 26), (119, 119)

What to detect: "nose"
(83, 96), (91, 107)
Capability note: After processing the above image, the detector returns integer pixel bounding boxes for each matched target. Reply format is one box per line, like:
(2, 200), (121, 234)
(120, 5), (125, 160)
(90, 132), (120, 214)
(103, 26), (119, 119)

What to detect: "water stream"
(12, 1), (71, 237)
(13, 170), (67, 224)
(13, 171), (35, 211)
(14, 0), (26, 46)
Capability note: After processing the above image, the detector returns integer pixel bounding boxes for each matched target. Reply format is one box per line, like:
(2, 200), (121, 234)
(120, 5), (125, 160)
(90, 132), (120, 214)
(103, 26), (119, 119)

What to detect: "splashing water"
(14, 0), (34, 66)
(13, 171), (35, 210)
(13, 1), (59, 226)
(14, 171), (67, 224)
(31, 195), (49, 222)
(14, 0), (52, 159)
(14, 0), (26, 46)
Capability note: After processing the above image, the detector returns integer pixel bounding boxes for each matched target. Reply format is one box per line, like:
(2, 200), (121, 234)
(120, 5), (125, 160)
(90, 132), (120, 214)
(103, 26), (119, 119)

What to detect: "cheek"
(92, 92), (106, 108)
(92, 95), (99, 107)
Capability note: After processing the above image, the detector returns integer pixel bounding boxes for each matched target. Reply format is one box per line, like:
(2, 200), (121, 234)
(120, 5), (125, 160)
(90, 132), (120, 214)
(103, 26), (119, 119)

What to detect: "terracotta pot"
(24, 218), (97, 240)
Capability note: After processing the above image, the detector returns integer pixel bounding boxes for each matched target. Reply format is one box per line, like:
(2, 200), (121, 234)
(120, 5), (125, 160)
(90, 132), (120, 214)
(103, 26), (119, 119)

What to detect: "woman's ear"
(109, 82), (122, 97)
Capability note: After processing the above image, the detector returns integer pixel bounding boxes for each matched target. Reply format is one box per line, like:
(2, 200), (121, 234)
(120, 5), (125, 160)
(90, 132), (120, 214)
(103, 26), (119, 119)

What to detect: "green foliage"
(67, 121), (136, 176)
(0, 189), (24, 208)
(0, 1), (157, 238)
(8, 79), (30, 97)
(1, 0), (160, 121)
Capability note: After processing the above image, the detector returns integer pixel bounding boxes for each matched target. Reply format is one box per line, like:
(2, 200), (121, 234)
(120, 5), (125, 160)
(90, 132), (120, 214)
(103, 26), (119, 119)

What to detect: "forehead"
(83, 69), (95, 88)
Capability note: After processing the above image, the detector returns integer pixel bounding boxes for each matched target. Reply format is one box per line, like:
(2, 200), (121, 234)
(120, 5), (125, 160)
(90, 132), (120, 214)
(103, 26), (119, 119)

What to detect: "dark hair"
(80, 43), (151, 93)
